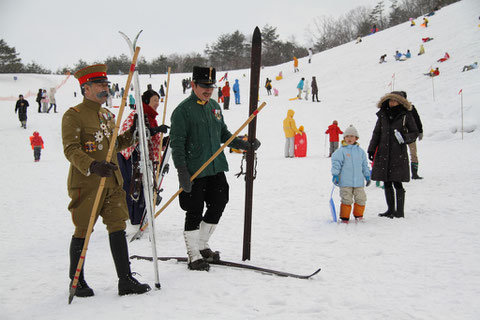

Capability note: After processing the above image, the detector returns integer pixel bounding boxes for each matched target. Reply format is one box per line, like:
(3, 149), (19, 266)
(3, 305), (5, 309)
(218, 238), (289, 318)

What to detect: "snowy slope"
(1, 1), (480, 319)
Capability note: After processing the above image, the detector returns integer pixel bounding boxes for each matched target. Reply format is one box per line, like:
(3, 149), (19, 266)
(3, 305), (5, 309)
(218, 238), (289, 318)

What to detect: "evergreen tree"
(0, 39), (23, 73)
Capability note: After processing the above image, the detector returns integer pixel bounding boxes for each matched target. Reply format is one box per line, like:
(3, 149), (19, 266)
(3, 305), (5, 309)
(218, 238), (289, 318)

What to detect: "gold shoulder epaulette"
(70, 106), (80, 112)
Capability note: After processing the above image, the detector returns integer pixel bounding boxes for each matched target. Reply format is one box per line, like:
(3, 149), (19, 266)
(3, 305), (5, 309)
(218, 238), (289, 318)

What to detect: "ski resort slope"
(0, 0), (479, 319)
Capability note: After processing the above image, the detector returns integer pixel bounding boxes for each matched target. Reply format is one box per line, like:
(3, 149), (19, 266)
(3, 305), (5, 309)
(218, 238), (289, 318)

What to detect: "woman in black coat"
(368, 92), (419, 218)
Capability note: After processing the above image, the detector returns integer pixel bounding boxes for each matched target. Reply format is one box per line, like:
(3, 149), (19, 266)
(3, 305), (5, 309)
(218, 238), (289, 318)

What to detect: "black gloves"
(177, 166), (192, 193)
(90, 160), (118, 177)
(368, 152), (375, 161)
(149, 124), (169, 136)
(232, 137), (261, 151)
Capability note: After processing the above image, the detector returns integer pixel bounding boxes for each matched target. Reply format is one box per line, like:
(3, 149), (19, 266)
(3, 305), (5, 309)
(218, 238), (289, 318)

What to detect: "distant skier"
(462, 62), (478, 72)
(418, 44), (425, 55)
(233, 79), (240, 104)
(296, 78), (304, 99)
(437, 52), (450, 62)
(325, 120), (343, 157)
(222, 81), (230, 110)
(311, 76), (320, 102)
(29, 131), (44, 162)
(15, 94), (29, 129)
(293, 56), (299, 72)
(308, 48), (313, 63)
(283, 109), (302, 158)
(379, 54), (387, 63)
(265, 78), (272, 95)
(47, 87), (57, 113)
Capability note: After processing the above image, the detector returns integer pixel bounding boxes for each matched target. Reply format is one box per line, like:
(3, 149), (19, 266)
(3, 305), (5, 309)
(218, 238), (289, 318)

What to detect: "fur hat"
(377, 92), (412, 111)
(344, 125), (359, 138)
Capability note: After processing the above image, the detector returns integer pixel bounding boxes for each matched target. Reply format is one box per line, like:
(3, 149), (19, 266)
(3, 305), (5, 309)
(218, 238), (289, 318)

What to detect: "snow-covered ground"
(1, 1), (479, 319)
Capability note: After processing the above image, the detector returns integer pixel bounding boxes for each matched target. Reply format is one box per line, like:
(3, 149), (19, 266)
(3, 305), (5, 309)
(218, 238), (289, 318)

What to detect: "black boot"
(394, 188), (405, 218)
(109, 230), (151, 296)
(69, 237), (94, 297)
(411, 162), (423, 179)
(379, 186), (395, 218)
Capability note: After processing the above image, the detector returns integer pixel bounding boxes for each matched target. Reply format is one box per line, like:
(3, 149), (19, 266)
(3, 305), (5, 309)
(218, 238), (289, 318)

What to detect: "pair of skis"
(120, 30), (161, 289)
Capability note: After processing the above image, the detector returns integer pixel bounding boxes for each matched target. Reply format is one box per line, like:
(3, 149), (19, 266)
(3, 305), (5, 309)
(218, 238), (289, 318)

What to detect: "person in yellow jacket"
(283, 109), (302, 158)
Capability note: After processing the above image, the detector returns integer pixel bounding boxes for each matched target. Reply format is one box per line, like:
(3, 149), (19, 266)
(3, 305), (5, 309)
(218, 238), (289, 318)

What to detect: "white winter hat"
(344, 125), (359, 138)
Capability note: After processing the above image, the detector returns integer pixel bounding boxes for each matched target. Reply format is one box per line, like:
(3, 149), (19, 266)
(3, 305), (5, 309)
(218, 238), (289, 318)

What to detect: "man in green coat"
(170, 66), (260, 271)
(62, 64), (150, 297)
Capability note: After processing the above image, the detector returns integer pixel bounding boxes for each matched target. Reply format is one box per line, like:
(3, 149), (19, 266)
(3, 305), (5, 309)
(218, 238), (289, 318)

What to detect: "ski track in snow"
(1, 1), (480, 319)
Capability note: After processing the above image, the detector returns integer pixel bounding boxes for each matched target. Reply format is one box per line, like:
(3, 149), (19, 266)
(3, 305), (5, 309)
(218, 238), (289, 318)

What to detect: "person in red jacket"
(325, 120), (343, 157)
(29, 131), (44, 162)
(222, 81), (230, 110)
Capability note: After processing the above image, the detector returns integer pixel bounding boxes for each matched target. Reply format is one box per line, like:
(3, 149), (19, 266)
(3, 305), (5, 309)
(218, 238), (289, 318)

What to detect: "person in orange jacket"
(283, 109), (302, 158)
(29, 131), (44, 162)
(325, 120), (343, 157)
(222, 81), (230, 110)
(293, 56), (299, 72)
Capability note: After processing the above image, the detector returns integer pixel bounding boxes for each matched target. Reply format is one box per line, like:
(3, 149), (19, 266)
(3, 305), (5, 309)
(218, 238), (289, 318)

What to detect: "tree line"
(0, 0), (459, 75)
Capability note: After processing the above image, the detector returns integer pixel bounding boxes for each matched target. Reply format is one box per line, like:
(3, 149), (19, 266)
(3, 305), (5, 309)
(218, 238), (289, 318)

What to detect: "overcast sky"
(1, 0), (381, 71)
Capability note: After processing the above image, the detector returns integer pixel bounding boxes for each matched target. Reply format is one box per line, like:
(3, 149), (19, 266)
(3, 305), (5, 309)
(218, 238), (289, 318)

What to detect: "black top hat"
(192, 66), (216, 88)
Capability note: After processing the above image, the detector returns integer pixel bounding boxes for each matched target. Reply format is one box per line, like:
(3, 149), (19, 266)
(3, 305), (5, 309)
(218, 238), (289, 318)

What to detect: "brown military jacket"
(62, 98), (133, 189)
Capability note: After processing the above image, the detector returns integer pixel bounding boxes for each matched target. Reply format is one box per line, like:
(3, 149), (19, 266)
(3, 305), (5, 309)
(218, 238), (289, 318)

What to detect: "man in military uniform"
(62, 64), (150, 297)
(170, 66), (260, 271)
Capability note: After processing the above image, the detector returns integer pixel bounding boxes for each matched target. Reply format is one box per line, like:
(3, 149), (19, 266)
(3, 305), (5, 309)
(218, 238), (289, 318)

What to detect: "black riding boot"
(379, 186), (395, 218)
(69, 237), (94, 297)
(109, 230), (151, 296)
(394, 188), (405, 218)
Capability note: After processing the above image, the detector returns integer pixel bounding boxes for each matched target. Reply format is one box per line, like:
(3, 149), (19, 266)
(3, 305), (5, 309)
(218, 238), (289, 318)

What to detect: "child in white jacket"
(331, 125), (371, 222)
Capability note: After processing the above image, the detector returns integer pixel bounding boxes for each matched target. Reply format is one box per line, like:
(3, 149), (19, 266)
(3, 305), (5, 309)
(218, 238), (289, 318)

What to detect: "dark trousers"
(223, 96), (230, 110)
(37, 101), (42, 112)
(179, 172), (229, 231)
(33, 146), (42, 160)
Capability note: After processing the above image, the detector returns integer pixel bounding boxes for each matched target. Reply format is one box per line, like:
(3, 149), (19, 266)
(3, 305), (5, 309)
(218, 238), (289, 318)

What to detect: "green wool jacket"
(62, 98), (133, 189)
(170, 91), (239, 178)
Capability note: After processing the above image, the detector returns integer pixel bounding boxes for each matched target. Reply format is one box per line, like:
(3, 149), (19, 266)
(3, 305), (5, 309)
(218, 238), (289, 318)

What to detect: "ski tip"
(253, 27), (261, 39)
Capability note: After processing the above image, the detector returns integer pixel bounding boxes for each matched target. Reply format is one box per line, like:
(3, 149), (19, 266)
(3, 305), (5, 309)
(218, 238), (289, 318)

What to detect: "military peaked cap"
(74, 64), (109, 86)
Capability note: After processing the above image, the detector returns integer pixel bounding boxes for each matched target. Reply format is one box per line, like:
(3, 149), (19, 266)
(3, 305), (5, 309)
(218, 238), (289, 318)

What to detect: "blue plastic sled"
(329, 185), (337, 222)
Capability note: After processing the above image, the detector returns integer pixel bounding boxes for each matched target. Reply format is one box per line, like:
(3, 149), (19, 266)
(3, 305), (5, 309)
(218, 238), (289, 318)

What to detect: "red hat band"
(77, 72), (107, 86)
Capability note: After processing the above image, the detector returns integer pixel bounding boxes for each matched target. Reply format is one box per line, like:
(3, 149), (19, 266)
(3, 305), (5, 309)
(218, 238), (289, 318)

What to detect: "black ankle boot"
(69, 237), (94, 297)
(394, 188), (405, 218)
(379, 186), (395, 218)
(109, 231), (151, 295)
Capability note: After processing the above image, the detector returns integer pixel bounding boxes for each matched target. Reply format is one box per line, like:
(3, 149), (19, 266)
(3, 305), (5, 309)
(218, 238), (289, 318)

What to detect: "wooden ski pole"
(135, 102), (267, 234)
(68, 46), (141, 304)
(152, 67), (171, 210)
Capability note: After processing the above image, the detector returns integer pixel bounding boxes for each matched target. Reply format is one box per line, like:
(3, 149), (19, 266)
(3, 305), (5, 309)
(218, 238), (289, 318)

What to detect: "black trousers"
(179, 172), (229, 231)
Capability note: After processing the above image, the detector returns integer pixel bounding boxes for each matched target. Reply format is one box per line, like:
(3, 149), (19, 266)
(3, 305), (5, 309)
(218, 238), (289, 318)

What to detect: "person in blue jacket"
(331, 125), (371, 223)
(233, 79), (240, 104)
(296, 78), (304, 99)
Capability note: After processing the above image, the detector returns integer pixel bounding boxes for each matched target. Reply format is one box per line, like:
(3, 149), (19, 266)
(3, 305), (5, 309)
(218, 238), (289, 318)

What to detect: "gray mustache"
(96, 91), (108, 98)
